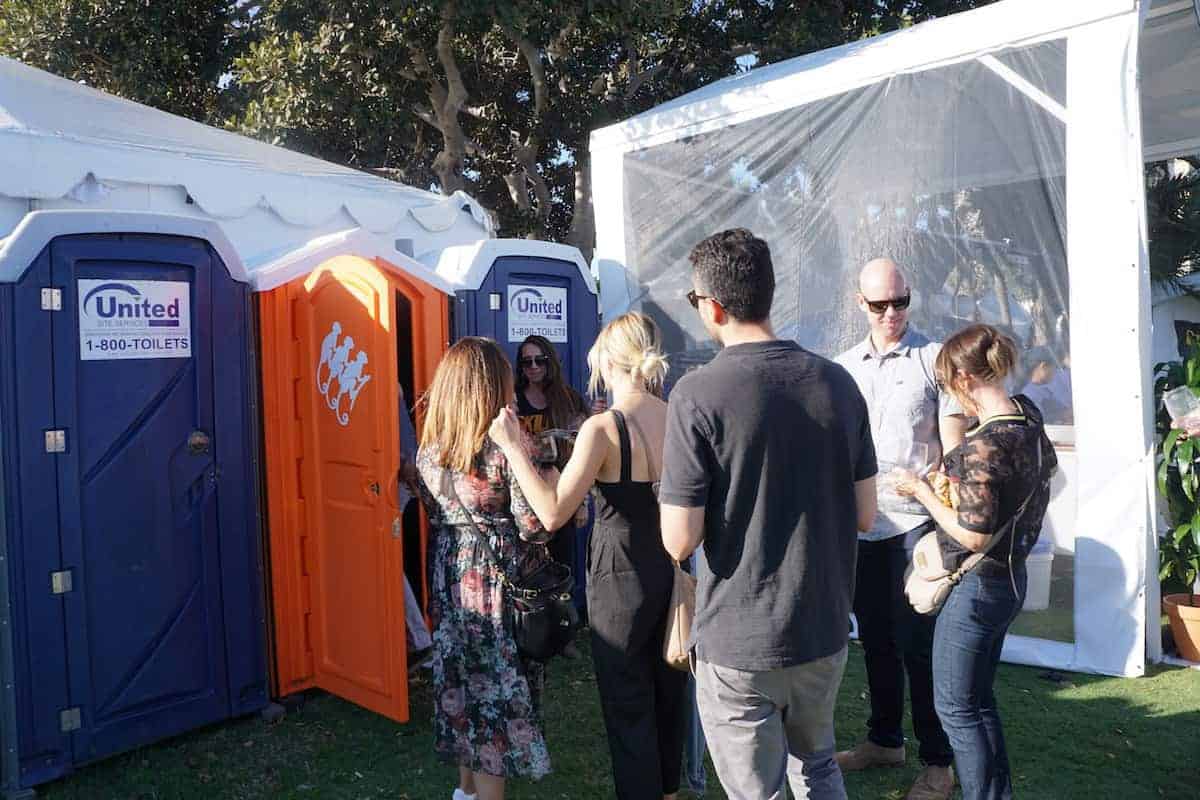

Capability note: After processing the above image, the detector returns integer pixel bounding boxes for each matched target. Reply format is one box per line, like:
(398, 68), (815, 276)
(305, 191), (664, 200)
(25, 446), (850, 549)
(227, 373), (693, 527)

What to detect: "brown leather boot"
(905, 765), (955, 800)
(834, 740), (906, 772)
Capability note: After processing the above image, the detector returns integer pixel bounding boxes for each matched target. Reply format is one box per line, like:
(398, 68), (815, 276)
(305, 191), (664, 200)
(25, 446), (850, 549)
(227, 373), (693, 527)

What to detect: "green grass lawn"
(40, 639), (1200, 800)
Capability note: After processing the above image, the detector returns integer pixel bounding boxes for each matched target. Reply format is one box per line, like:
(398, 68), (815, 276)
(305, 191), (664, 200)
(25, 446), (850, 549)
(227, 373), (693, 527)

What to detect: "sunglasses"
(686, 289), (721, 310)
(863, 292), (911, 314)
(518, 355), (550, 368)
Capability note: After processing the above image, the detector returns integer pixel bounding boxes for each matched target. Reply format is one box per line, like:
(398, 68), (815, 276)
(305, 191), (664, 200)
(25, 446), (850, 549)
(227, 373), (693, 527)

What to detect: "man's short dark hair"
(688, 228), (775, 322)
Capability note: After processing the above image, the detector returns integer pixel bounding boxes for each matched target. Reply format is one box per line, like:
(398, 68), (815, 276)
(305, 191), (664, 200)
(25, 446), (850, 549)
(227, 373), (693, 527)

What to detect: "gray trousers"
(694, 647), (848, 800)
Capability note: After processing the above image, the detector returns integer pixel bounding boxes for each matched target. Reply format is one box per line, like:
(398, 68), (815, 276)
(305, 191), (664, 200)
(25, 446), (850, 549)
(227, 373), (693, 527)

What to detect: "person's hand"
(1173, 417), (1200, 440)
(892, 468), (929, 499)
(488, 406), (525, 453)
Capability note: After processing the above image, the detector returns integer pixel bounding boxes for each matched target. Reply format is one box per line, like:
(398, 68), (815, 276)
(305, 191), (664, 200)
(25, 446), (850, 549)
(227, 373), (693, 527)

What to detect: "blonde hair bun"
(587, 312), (669, 397)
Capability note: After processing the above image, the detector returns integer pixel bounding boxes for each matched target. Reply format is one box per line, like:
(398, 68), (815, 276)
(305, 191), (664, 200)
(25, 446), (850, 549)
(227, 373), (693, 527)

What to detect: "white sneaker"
(452, 790), (477, 800)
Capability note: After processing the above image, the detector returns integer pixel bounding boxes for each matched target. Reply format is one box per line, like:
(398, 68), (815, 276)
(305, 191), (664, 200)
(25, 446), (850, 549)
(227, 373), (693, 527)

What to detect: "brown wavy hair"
(935, 324), (1018, 392)
(419, 337), (513, 473)
(515, 335), (586, 428)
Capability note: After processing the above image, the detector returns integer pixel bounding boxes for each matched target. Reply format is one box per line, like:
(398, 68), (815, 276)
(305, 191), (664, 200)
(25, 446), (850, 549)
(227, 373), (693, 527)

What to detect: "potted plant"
(1154, 342), (1200, 661)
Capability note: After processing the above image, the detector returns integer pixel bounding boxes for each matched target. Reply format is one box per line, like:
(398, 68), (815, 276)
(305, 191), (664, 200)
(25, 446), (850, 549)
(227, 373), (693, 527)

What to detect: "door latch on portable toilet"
(489, 292), (502, 311)
(44, 429), (66, 453)
(50, 570), (73, 595)
(392, 517), (402, 539)
(41, 288), (62, 311)
(59, 707), (81, 733)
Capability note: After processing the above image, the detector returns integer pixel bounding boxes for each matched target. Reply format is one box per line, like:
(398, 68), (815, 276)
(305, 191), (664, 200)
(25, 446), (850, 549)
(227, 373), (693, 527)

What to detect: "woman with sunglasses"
(491, 313), (687, 800)
(893, 324), (1056, 800)
(515, 335), (589, 438)
(515, 336), (591, 632)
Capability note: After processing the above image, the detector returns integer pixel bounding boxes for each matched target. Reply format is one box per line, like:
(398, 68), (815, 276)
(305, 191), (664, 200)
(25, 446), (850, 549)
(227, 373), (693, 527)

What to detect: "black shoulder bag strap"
(443, 468), (514, 587)
(950, 438), (1046, 587)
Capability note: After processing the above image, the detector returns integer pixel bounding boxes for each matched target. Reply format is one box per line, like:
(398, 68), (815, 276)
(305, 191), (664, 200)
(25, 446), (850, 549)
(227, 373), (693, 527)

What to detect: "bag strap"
(443, 467), (515, 587)
(948, 437), (1046, 582)
(625, 412), (660, 485)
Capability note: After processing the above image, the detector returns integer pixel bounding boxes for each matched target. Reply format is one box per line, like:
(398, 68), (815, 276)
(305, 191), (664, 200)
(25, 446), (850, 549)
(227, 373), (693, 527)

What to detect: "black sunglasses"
(518, 355), (550, 368)
(686, 289), (721, 310)
(863, 291), (911, 314)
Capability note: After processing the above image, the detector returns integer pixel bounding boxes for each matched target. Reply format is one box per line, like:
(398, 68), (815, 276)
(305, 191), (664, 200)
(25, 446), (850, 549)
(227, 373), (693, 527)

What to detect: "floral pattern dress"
(415, 438), (554, 780)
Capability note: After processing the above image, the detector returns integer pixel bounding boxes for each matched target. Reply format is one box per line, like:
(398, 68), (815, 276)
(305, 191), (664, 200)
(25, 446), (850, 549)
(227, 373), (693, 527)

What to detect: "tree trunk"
(565, 150), (595, 263)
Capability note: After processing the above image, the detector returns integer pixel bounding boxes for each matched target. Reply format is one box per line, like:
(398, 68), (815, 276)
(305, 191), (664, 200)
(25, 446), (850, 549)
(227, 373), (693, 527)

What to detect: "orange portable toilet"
(251, 230), (453, 722)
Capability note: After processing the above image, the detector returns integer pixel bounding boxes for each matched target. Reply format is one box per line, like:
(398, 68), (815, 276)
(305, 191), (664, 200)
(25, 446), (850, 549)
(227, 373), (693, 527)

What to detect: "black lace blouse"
(938, 394), (1057, 572)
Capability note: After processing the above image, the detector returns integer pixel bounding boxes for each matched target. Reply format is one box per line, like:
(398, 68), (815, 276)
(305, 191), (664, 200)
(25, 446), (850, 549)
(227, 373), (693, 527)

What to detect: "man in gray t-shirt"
(662, 229), (877, 800)
(832, 258), (965, 800)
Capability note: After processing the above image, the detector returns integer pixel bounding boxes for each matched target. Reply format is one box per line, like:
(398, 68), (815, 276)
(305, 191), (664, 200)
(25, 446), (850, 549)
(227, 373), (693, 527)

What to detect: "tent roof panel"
(0, 56), (494, 235)
(590, 0), (1136, 154)
(430, 239), (596, 294)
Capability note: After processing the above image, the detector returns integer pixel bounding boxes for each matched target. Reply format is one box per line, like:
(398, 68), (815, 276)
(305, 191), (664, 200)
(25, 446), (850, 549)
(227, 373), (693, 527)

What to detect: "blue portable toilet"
(0, 56), (505, 794)
(429, 240), (600, 612)
(0, 212), (269, 794)
(429, 240), (600, 398)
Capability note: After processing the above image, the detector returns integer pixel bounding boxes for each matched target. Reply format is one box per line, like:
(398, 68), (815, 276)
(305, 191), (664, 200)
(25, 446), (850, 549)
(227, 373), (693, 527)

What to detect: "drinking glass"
(1164, 386), (1200, 425)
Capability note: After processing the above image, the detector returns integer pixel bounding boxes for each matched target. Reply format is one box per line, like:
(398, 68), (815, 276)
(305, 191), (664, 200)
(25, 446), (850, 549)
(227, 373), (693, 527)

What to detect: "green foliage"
(1154, 339), (1200, 597)
(1146, 156), (1200, 290)
(227, 0), (1004, 245)
(0, 0), (256, 123)
(0, 0), (1001, 248)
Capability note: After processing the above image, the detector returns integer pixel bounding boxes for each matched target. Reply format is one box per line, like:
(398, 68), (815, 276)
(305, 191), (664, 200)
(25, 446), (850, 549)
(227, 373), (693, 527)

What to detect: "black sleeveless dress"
(586, 409), (686, 799)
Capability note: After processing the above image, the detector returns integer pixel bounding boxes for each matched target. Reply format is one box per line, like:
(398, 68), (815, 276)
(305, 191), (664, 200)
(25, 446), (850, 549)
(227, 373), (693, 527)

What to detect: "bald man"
(833, 259), (966, 800)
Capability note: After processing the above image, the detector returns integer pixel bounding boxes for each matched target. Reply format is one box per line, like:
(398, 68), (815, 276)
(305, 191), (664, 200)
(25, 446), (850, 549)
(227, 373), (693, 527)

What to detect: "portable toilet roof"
(428, 239), (597, 294)
(246, 226), (457, 295)
(0, 56), (494, 280)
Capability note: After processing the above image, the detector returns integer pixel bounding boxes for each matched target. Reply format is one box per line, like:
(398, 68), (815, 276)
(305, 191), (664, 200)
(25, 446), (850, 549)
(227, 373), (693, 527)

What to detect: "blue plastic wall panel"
(0, 233), (267, 788)
(210, 250), (269, 717)
(0, 251), (74, 790)
(453, 256), (600, 399)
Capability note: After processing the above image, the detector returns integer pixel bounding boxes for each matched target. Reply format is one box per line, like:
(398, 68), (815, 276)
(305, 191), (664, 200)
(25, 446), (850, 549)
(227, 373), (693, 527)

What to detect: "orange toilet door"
(292, 258), (408, 721)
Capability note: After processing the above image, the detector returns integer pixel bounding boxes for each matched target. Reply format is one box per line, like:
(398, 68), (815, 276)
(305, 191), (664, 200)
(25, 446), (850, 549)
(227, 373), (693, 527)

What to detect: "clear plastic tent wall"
(591, 0), (1177, 677)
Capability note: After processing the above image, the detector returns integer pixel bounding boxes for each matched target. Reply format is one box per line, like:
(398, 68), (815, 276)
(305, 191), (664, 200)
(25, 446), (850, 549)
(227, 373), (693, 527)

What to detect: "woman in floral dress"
(415, 337), (555, 800)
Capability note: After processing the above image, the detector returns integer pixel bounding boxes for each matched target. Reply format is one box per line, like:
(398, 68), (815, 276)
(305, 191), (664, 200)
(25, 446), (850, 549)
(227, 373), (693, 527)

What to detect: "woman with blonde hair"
(414, 337), (555, 800)
(490, 312), (688, 800)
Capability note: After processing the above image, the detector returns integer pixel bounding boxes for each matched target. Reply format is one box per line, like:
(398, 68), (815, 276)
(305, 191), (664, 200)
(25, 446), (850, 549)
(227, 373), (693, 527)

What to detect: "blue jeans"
(684, 674), (708, 794)
(933, 567), (1026, 800)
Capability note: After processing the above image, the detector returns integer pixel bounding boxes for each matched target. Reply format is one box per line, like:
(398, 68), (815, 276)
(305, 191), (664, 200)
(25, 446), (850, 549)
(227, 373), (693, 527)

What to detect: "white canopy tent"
(0, 56), (494, 284)
(591, 0), (1200, 677)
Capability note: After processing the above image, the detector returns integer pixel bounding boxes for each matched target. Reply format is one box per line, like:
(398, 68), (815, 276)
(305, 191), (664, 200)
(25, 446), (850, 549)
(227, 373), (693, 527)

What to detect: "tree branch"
(495, 18), (548, 125)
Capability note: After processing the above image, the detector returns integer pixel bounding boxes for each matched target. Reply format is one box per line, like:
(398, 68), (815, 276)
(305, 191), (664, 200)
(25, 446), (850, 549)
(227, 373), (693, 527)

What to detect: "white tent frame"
(590, 0), (1190, 677)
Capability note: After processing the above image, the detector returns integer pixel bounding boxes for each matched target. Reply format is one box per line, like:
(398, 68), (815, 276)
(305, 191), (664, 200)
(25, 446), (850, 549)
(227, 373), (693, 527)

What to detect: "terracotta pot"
(1162, 593), (1200, 662)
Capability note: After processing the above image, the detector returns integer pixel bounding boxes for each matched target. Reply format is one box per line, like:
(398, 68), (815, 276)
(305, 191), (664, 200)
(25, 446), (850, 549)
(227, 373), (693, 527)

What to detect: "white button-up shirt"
(835, 327), (960, 541)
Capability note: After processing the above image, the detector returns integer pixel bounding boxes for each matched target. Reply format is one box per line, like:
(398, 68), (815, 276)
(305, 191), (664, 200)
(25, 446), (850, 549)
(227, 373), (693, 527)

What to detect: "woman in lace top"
(895, 325), (1055, 800)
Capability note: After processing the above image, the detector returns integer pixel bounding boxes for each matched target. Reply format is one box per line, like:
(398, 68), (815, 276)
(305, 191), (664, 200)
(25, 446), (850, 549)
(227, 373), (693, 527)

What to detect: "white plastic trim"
(0, 210), (247, 284)
(426, 239), (597, 294)
(245, 227), (456, 294)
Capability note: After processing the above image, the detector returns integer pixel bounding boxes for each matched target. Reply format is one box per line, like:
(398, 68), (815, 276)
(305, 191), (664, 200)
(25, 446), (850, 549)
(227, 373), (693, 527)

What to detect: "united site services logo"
(509, 287), (563, 320)
(316, 321), (372, 427)
(82, 283), (182, 327)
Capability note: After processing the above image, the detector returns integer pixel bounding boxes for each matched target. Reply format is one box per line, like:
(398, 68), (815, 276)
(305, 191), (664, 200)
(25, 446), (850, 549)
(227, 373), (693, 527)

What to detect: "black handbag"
(446, 472), (577, 662)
